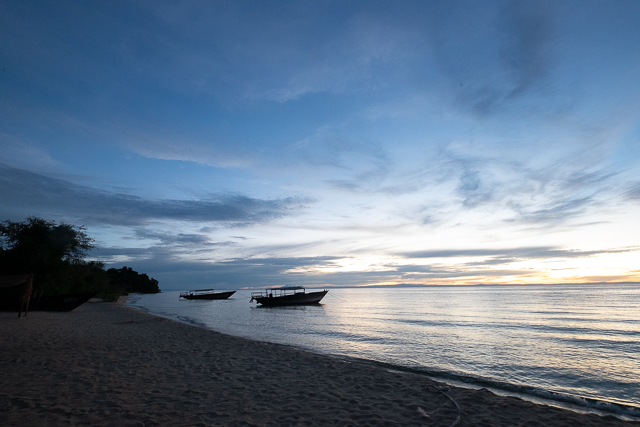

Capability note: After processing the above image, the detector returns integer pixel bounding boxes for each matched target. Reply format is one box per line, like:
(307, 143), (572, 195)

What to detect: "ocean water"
(127, 284), (640, 419)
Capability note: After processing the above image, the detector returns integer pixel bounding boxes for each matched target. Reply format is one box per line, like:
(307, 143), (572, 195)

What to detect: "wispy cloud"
(402, 246), (638, 261)
(91, 253), (344, 289)
(428, 0), (557, 117)
(0, 164), (310, 226)
(500, 0), (555, 97)
(508, 196), (593, 224)
(125, 133), (254, 169)
(626, 182), (640, 201)
(0, 134), (62, 172)
(455, 168), (495, 208)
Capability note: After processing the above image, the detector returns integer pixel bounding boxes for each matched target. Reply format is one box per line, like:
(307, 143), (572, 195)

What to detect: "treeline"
(0, 217), (160, 296)
(106, 266), (160, 294)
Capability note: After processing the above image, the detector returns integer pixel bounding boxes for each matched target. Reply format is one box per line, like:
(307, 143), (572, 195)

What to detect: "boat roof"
(266, 286), (304, 291)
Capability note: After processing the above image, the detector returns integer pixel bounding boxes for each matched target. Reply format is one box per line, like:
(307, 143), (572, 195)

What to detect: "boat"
(29, 292), (96, 311)
(179, 289), (236, 300)
(250, 286), (328, 306)
(0, 274), (96, 313)
(0, 291), (96, 312)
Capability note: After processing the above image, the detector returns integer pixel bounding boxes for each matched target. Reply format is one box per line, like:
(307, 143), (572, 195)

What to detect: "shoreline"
(128, 293), (640, 420)
(2, 302), (638, 426)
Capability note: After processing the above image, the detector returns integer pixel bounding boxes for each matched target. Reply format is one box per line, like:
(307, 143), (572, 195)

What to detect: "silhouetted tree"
(0, 217), (98, 293)
(105, 266), (160, 294)
(1, 217), (160, 296)
(0, 217), (93, 270)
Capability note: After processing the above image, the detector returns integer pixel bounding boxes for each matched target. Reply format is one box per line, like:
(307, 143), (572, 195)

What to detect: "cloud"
(428, 0), (557, 116)
(500, 0), (555, 97)
(95, 252), (478, 290)
(127, 135), (254, 169)
(127, 1), (418, 104)
(0, 134), (62, 172)
(505, 166), (617, 225)
(626, 182), (640, 201)
(94, 253), (344, 290)
(93, 242), (640, 290)
(132, 230), (215, 246)
(283, 125), (399, 193)
(401, 246), (638, 261)
(255, 10), (418, 102)
(433, 138), (626, 226)
(456, 168), (494, 208)
(508, 196), (593, 224)
(0, 164), (310, 226)
(397, 269), (529, 281)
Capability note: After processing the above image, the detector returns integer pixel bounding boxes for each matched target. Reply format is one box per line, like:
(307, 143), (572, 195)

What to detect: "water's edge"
(126, 297), (640, 421)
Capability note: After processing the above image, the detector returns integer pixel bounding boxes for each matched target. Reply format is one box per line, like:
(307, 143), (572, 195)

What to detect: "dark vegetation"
(0, 217), (160, 299)
(106, 266), (160, 294)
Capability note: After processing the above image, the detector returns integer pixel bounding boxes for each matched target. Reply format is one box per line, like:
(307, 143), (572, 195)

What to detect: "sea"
(127, 283), (640, 420)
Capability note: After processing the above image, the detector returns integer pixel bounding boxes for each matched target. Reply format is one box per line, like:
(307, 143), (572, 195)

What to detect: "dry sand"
(1, 301), (637, 427)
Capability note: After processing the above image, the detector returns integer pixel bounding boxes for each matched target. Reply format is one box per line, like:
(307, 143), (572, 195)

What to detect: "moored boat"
(1, 274), (96, 312)
(250, 286), (327, 306)
(179, 289), (236, 300)
(31, 292), (97, 311)
(0, 291), (96, 312)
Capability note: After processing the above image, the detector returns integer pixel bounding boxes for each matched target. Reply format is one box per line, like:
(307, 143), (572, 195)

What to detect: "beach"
(1, 301), (637, 427)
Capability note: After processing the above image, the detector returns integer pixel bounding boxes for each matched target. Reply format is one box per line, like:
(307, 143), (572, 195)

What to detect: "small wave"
(126, 301), (210, 330)
(168, 315), (213, 331)
(347, 358), (640, 419)
(522, 388), (640, 418)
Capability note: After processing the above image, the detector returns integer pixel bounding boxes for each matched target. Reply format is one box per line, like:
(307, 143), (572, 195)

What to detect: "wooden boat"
(1, 274), (96, 312)
(0, 291), (96, 312)
(179, 289), (236, 300)
(250, 286), (328, 306)
(31, 292), (96, 311)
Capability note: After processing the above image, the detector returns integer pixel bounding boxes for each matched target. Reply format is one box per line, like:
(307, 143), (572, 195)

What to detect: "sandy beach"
(1, 301), (637, 427)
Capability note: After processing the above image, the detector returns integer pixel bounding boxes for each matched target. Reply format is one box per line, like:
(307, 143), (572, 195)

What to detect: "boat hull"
(180, 291), (236, 300)
(0, 292), (96, 312)
(254, 290), (328, 306)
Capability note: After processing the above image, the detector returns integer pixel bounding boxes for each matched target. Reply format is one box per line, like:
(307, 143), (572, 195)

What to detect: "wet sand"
(1, 301), (637, 426)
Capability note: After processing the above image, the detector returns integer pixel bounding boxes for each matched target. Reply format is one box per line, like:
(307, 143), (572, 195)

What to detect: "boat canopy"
(267, 286), (304, 291)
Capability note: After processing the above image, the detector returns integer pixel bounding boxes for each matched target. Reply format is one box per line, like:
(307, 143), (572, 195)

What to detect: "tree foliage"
(106, 266), (160, 294)
(0, 217), (94, 269)
(0, 217), (160, 296)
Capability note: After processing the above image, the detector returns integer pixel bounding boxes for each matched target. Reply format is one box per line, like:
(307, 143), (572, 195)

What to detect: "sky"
(1, 0), (640, 291)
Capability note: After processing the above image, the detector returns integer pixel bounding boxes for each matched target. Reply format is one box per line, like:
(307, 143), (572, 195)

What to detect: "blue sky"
(2, 0), (639, 290)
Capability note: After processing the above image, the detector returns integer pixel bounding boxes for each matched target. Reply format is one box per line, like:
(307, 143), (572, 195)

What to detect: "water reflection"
(129, 283), (640, 412)
(253, 304), (327, 311)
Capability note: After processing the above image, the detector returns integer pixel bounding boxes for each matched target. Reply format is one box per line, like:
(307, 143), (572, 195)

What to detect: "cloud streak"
(0, 164), (310, 226)
(402, 246), (638, 261)
(500, 0), (555, 97)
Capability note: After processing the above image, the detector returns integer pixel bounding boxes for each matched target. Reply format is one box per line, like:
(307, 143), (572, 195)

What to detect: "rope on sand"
(427, 382), (462, 427)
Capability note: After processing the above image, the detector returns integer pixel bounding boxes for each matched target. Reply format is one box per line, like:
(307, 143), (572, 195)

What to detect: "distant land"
(157, 282), (640, 292)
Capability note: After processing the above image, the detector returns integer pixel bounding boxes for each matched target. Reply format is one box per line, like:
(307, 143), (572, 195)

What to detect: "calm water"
(128, 284), (640, 418)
